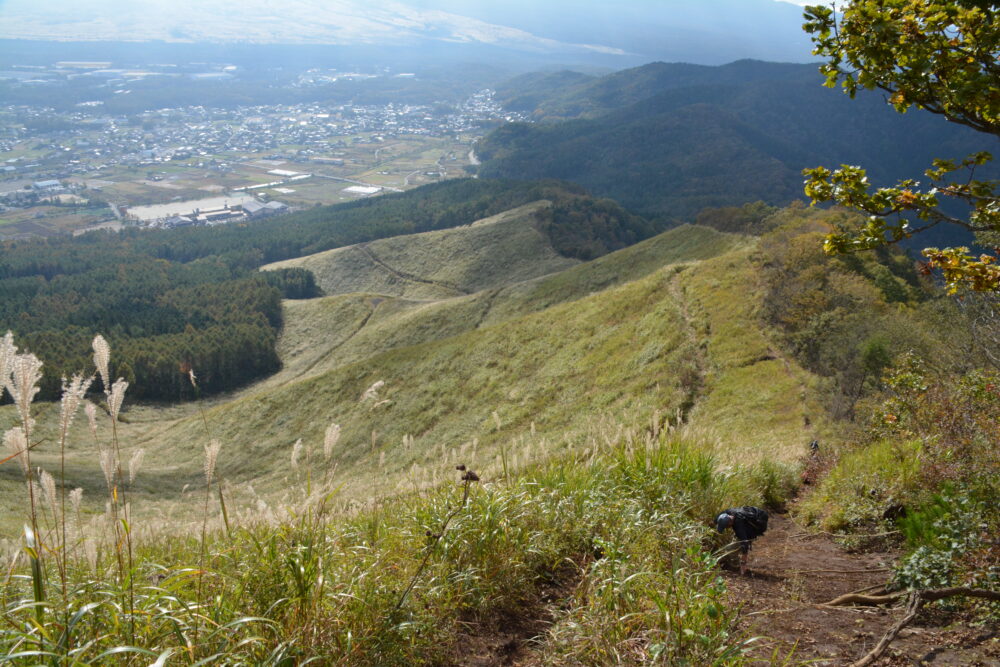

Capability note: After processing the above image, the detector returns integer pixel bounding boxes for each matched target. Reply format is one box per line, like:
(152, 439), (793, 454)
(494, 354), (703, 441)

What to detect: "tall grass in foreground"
(0, 331), (789, 665)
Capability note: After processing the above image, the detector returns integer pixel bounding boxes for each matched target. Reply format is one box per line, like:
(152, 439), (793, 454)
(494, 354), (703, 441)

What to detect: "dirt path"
(450, 514), (998, 665)
(725, 514), (1000, 665)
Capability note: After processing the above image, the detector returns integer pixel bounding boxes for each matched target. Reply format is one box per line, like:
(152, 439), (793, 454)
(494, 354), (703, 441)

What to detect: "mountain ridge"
(478, 60), (991, 228)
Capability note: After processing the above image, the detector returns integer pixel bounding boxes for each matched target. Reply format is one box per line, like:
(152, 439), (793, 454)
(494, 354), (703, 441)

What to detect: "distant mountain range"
(0, 0), (816, 65)
(477, 60), (990, 242)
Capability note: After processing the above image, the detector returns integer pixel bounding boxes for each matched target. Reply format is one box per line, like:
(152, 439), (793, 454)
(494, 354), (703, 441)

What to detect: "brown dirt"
(451, 562), (583, 667)
(725, 514), (1000, 665)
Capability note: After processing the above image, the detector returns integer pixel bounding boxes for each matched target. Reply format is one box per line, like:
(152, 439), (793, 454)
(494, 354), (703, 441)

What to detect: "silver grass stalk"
(40, 469), (57, 514)
(323, 423), (341, 461)
(204, 439), (221, 486)
(128, 449), (145, 485)
(4, 428), (29, 475)
(28, 480), (42, 508)
(69, 488), (83, 517)
(92, 335), (110, 393)
(59, 373), (93, 436)
(107, 378), (128, 422)
(0, 331), (15, 398)
(7, 353), (43, 430)
(84, 402), (98, 440)
(99, 449), (115, 490)
(360, 380), (385, 402)
(84, 537), (98, 572)
(290, 439), (303, 469)
(188, 369), (197, 389)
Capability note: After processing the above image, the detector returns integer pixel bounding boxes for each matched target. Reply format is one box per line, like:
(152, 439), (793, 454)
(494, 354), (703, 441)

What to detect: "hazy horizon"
(0, 0), (820, 67)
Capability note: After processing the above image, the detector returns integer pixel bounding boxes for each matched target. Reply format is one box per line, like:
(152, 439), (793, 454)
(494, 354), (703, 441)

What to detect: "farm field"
(0, 134), (474, 236)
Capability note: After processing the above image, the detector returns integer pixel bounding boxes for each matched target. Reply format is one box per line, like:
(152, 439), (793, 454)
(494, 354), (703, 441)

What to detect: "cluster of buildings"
(0, 179), (82, 206)
(0, 89), (521, 182)
(124, 194), (288, 229)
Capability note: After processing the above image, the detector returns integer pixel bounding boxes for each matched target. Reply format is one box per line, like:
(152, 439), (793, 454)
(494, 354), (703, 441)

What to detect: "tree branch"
(850, 590), (923, 667)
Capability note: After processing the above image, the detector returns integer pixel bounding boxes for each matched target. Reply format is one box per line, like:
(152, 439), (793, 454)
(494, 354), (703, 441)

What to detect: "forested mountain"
(495, 60), (816, 119)
(0, 179), (653, 401)
(478, 60), (990, 231)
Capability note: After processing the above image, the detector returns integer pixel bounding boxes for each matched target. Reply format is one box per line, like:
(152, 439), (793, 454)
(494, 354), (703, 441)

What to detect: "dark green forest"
(0, 179), (654, 402)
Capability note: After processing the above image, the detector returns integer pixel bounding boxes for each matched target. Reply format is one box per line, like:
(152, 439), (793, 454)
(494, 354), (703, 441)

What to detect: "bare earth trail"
(724, 514), (1000, 666)
(459, 514), (998, 666)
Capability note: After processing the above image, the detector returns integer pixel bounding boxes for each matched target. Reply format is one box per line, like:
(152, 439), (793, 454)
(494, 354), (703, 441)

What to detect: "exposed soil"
(451, 514), (998, 666)
(452, 562), (583, 667)
(724, 514), (1000, 665)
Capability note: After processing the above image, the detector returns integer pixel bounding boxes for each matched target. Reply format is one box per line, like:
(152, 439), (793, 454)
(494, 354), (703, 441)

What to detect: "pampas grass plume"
(84, 401), (98, 440)
(70, 487), (83, 516)
(3, 427), (29, 475)
(108, 378), (128, 422)
(60, 373), (93, 435)
(0, 331), (15, 391)
(204, 440), (221, 486)
(128, 449), (145, 484)
(40, 469), (57, 512)
(92, 335), (110, 393)
(8, 353), (43, 429)
(99, 449), (115, 489)
(360, 380), (384, 402)
(290, 439), (303, 469)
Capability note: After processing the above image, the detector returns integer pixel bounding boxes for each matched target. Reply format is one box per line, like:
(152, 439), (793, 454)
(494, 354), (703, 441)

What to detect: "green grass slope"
(262, 224), (743, 387)
(262, 201), (579, 299)
(0, 222), (823, 531)
(130, 229), (822, 498)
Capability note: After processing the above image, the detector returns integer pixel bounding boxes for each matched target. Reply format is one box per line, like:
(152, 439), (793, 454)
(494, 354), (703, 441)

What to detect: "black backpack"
(730, 506), (769, 537)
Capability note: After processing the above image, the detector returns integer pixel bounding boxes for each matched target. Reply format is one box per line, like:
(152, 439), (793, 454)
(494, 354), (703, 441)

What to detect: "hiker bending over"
(716, 506), (769, 575)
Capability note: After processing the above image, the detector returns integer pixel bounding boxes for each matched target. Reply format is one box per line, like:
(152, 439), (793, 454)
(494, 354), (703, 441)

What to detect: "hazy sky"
(0, 0), (822, 65)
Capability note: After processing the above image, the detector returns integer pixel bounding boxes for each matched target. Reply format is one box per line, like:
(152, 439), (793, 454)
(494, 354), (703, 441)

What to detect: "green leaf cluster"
(804, 0), (1000, 292)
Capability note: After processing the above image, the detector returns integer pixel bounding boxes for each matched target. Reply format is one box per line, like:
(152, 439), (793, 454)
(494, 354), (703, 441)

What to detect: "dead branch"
(826, 586), (1000, 607)
(779, 568), (889, 575)
(850, 590), (923, 667)
(790, 529), (900, 539)
(826, 591), (905, 606)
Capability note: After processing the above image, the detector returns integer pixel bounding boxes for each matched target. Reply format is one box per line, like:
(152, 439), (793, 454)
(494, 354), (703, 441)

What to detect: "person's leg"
(739, 542), (749, 575)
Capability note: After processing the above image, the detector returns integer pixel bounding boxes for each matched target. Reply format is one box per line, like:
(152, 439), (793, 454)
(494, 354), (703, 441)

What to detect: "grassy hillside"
(262, 201), (579, 299)
(1, 223), (826, 531)
(0, 179), (655, 401)
(3, 204), (991, 665)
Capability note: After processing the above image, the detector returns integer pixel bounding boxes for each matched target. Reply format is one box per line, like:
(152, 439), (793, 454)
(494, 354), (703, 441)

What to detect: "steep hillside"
(4, 204), (989, 665)
(262, 201), (579, 299)
(0, 178), (654, 401)
(1, 223), (829, 530)
(499, 60), (817, 120)
(479, 61), (991, 228)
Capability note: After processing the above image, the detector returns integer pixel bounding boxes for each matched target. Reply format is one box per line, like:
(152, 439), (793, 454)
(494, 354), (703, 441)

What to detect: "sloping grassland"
(2, 219), (829, 528)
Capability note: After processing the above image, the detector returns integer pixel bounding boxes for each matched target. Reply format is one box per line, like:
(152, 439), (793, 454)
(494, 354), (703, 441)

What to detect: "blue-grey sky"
(0, 0), (822, 65)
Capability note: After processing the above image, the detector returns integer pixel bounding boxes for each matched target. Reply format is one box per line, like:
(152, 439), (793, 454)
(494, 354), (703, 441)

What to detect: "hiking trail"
(724, 514), (999, 665)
